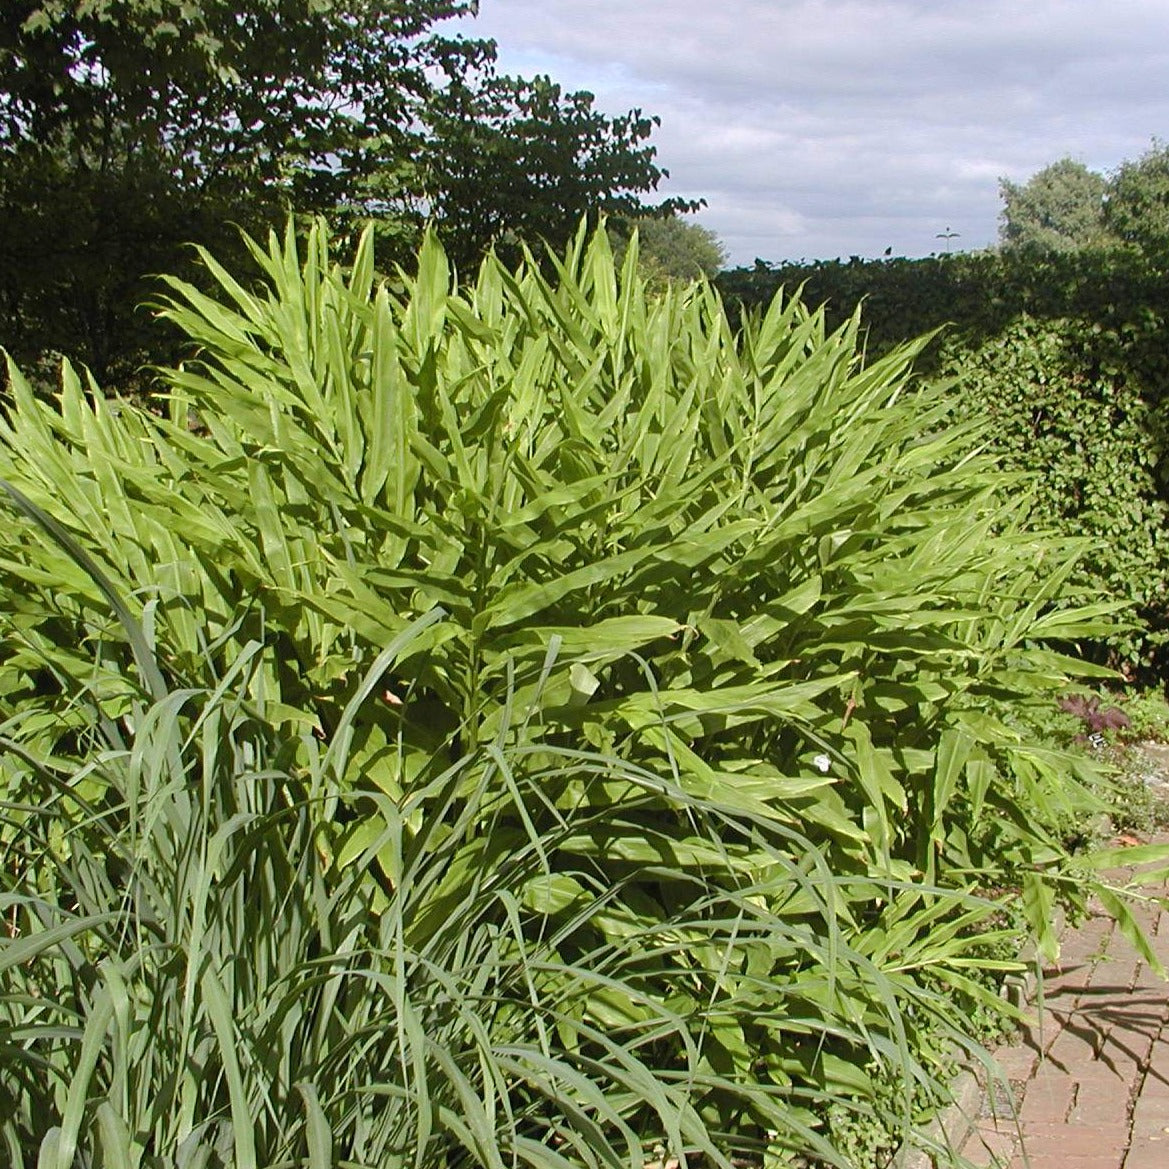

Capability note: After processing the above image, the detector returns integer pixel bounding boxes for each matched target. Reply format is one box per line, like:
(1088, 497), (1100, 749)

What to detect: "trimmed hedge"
(717, 247), (1169, 365)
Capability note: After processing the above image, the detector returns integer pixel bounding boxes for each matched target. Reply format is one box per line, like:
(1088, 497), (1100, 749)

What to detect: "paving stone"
(1140, 1041), (1169, 1096)
(1075, 1060), (1140, 1095)
(1043, 969), (1096, 998)
(1007, 1154), (1122, 1169)
(1130, 1097), (1169, 1134)
(1132, 965), (1169, 992)
(1017, 1075), (1076, 1125)
(1067, 1077), (1132, 1126)
(1132, 1080), (1169, 1111)
(1045, 1027), (1104, 1070)
(1060, 914), (1113, 950)
(1122, 1141), (1169, 1169)
(958, 1124), (1018, 1167)
(1086, 968), (1141, 998)
(1056, 941), (1110, 968)
(992, 1045), (1037, 1081)
(1102, 938), (1144, 969)
(1016, 1015), (1058, 1054)
(1114, 985), (1166, 1011)
(1136, 1066), (1169, 1103)
(1101, 1030), (1159, 1072)
(983, 1080), (1029, 1129)
(954, 848), (1169, 1169)
(1020, 1121), (1129, 1150)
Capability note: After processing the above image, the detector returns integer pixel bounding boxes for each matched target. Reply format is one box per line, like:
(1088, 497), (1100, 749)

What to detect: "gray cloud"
(451, 0), (1169, 264)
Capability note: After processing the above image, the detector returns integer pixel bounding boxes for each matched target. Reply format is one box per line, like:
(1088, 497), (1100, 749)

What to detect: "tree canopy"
(0, 1), (684, 378)
(609, 214), (728, 283)
(1103, 142), (1169, 267)
(998, 157), (1108, 252)
(999, 144), (1169, 271)
(1, 1), (483, 202)
(415, 73), (692, 274)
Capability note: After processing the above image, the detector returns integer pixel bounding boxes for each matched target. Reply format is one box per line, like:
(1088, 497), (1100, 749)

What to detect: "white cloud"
(450, 0), (1169, 264)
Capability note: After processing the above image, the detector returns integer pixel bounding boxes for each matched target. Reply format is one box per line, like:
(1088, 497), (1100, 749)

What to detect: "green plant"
(0, 501), (1016, 1168)
(3, 610), (839, 1166)
(1115, 688), (1169, 742)
(608, 215), (729, 284)
(718, 247), (1169, 675)
(2, 221), (1167, 1164)
(1105, 140), (1169, 268)
(937, 316), (1169, 673)
(1003, 684), (1169, 845)
(1074, 689), (1169, 837)
(999, 158), (1110, 253)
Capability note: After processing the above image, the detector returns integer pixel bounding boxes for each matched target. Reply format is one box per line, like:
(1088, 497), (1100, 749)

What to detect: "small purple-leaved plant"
(1058, 693), (1132, 740)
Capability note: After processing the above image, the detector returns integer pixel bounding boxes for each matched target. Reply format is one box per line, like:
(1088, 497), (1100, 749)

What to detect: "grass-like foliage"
(1, 222), (1164, 1166)
(4, 617), (858, 1167)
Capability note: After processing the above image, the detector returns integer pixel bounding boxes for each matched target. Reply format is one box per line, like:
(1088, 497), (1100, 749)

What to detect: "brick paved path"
(958, 873), (1169, 1169)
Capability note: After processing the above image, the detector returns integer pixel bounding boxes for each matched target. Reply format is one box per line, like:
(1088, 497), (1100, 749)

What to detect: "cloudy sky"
(449, 0), (1169, 266)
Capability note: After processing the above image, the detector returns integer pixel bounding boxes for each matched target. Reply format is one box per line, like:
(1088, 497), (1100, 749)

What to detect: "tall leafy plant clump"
(0, 222), (1160, 1165)
(6, 610), (860, 1167)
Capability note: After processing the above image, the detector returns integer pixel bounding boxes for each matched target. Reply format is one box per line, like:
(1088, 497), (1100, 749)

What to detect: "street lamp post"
(935, 227), (961, 254)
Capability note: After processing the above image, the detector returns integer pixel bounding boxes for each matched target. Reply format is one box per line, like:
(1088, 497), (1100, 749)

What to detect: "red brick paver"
(956, 850), (1169, 1169)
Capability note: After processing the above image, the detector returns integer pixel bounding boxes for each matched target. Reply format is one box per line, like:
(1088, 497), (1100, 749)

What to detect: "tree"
(998, 158), (1108, 252)
(0, 1), (678, 378)
(1, 2), (487, 202)
(1103, 142), (1169, 267)
(1, 0), (484, 377)
(608, 214), (727, 283)
(413, 73), (693, 273)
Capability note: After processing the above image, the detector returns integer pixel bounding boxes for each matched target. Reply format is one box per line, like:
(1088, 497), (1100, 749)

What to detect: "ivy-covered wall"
(718, 249), (1169, 675)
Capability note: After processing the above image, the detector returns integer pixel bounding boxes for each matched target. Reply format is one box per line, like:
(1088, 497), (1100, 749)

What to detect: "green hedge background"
(718, 249), (1169, 676)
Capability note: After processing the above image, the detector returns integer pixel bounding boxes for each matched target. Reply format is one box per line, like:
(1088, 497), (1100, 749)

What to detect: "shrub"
(6, 608), (883, 1167)
(937, 315), (1169, 672)
(716, 246), (1169, 372)
(1, 222), (1164, 1165)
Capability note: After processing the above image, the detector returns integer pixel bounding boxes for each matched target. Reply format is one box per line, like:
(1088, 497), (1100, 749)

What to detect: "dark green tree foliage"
(1, 0), (484, 377)
(718, 248), (1169, 366)
(418, 75), (693, 273)
(0, 1), (677, 379)
(1, 1), (483, 206)
(1104, 142), (1169, 268)
(995, 145), (1169, 269)
(999, 158), (1108, 252)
